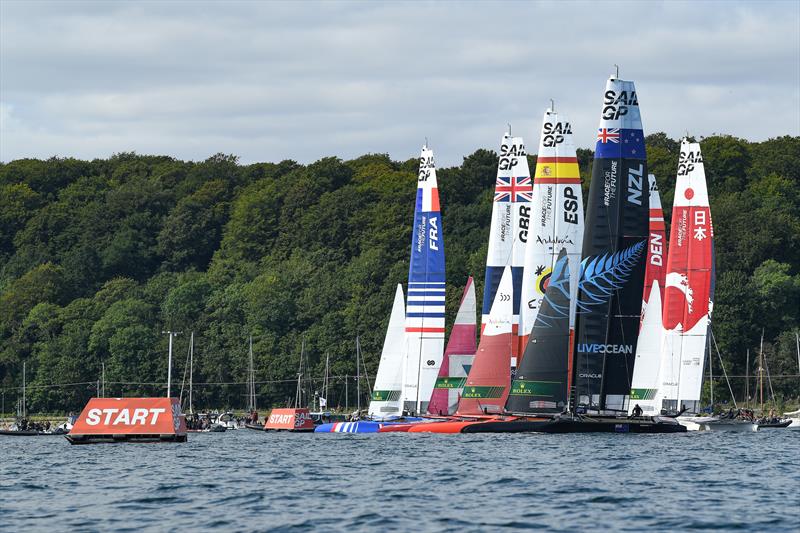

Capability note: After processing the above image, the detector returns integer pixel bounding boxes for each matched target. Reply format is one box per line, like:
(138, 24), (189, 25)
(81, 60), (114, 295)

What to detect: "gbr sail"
(573, 75), (649, 412)
(404, 145), (446, 414)
(483, 132), (531, 367)
(428, 278), (477, 415)
(368, 285), (407, 418)
(457, 266), (514, 416)
(520, 108), (584, 361)
(656, 139), (714, 413)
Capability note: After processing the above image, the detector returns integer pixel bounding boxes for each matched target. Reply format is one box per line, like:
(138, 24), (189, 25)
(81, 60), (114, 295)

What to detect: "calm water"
(1, 429), (798, 532)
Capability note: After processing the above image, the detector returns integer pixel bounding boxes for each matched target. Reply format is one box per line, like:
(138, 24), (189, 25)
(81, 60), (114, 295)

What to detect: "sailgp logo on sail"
(577, 344), (633, 355)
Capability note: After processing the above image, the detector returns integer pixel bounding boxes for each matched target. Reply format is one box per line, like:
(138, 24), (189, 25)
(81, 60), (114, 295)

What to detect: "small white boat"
(677, 415), (757, 432)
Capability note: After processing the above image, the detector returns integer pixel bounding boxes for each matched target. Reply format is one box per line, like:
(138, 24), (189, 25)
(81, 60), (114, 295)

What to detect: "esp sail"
(482, 132), (531, 368)
(573, 75), (649, 412)
(656, 139), (714, 413)
(520, 107), (584, 363)
(457, 266), (514, 416)
(428, 277), (477, 415)
(368, 285), (407, 419)
(508, 249), (571, 414)
(404, 144), (446, 414)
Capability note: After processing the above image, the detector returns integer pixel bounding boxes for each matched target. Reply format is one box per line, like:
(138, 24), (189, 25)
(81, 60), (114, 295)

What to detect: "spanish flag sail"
(404, 144), (446, 414)
(520, 107), (584, 361)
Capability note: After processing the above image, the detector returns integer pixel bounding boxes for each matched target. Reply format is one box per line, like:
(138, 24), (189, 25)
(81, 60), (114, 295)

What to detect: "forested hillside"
(1, 134), (798, 414)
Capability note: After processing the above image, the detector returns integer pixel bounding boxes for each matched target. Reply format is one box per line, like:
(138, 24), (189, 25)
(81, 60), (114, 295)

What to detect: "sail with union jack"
(482, 131), (530, 370)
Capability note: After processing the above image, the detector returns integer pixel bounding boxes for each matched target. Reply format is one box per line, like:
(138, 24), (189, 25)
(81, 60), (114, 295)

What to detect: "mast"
(189, 332), (194, 414)
(295, 337), (305, 409)
(745, 349), (749, 410)
(101, 362), (105, 398)
(759, 330), (764, 413)
(356, 336), (361, 413)
(708, 331), (713, 408)
(163, 330), (181, 397)
(22, 361), (26, 418)
(247, 335), (256, 413)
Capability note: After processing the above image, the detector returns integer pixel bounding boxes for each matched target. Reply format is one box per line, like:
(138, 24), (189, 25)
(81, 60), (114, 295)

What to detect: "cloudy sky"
(1, 1), (798, 166)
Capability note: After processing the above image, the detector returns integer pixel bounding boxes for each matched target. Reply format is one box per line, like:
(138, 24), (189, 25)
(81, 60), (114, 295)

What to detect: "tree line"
(1, 133), (798, 414)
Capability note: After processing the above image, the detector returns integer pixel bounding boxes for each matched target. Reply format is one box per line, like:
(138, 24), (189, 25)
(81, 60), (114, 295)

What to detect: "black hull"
(758, 421), (792, 429)
(0, 430), (65, 436)
(461, 416), (686, 434)
(244, 423), (265, 431)
(65, 434), (187, 444)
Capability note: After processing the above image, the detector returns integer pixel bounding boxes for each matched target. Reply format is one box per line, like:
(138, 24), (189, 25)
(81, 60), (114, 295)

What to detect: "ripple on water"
(1, 429), (799, 531)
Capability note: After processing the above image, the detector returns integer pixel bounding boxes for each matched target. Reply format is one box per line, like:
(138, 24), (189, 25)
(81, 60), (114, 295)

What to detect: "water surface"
(1, 429), (798, 531)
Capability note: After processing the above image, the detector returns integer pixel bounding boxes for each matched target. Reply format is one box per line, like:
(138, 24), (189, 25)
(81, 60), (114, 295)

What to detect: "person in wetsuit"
(632, 404), (643, 417)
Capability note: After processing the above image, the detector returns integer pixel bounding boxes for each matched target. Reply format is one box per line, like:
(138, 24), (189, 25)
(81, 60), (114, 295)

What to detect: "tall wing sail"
(404, 145), (446, 414)
(573, 76), (649, 412)
(457, 266), (514, 416)
(482, 133), (531, 369)
(520, 109), (584, 365)
(508, 249), (571, 414)
(628, 281), (663, 414)
(368, 284), (407, 418)
(428, 277), (477, 415)
(657, 140), (714, 412)
(641, 173), (667, 326)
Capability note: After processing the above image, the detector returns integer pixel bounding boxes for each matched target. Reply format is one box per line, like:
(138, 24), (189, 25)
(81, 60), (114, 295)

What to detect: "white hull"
(787, 418), (800, 429)
(678, 416), (758, 432)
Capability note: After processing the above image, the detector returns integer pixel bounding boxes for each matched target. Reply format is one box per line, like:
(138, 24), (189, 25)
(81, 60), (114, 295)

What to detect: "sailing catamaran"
(404, 144), (446, 415)
(482, 131), (531, 369)
(428, 278), (477, 415)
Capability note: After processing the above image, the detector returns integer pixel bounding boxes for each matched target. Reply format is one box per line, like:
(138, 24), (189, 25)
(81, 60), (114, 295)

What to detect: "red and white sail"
(520, 108), (584, 359)
(457, 266), (514, 416)
(656, 139), (714, 411)
(641, 173), (666, 326)
(427, 278), (477, 415)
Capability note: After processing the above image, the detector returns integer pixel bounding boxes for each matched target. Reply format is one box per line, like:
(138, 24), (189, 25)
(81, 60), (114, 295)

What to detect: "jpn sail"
(457, 266), (514, 416)
(368, 285), (407, 419)
(520, 108), (584, 361)
(508, 249), (571, 413)
(483, 132), (531, 367)
(656, 140), (714, 412)
(428, 277), (477, 415)
(641, 174), (666, 325)
(404, 145), (446, 414)
(573, 75), (649, 412)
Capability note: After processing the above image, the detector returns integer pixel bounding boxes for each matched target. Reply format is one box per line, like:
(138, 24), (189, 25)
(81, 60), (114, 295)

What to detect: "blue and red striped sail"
(404, 145), (446, 414)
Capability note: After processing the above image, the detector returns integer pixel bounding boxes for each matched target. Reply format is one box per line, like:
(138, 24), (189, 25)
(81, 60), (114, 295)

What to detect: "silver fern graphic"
(576, 240), (646, 313)
(535, 251), (571, 326)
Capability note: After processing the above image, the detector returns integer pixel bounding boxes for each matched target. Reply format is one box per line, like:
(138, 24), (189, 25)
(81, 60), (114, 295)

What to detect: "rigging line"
(762, 342), (776, 402)
(710, 328), (737, 408)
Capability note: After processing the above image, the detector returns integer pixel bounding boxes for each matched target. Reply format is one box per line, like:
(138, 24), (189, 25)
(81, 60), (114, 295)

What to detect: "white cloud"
(1, 0), (798, 166)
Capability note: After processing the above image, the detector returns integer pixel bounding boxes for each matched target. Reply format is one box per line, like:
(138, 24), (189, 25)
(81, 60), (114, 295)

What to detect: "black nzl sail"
(507, 249), (571, 414)
(573, 75), (649, 412)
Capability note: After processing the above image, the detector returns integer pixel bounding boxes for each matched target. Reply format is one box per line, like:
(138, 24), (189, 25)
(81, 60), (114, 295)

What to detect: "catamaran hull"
(677, 416), (757, 432)
(462, 416), (686, 433)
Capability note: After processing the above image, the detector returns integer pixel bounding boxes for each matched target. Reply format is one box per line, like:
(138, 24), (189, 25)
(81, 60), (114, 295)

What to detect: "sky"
(1, 0), (798, 167)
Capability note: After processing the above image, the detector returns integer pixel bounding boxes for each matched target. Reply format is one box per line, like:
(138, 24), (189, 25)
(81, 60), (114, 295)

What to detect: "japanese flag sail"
(482, 132), (531, 367)
(656, 139), (714, 410)
(368, 284), (407, 419)
(520, 109), (584, 360)
(404, 145), (446, 414)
